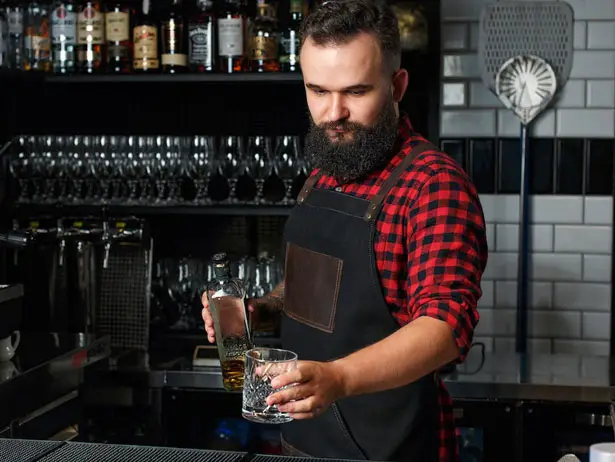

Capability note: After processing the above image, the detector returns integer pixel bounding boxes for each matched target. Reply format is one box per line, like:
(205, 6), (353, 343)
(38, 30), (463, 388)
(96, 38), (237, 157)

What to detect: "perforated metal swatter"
(478, 2), (574, 353)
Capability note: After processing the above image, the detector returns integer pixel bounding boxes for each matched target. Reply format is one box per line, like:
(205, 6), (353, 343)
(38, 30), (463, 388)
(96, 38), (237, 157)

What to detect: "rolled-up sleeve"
(406, 168), (488, 362)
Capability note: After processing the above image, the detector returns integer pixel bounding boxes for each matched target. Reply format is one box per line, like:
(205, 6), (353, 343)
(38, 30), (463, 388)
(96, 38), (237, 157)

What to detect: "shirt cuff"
(413, 299), (479, 363)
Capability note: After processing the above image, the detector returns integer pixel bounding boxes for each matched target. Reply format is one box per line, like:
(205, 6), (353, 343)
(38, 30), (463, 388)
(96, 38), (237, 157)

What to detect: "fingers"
(271, 367), (308, 389)
(277, 397), (321, 415)
(266, 383), (309, 406)
(201, 292), (215, 343)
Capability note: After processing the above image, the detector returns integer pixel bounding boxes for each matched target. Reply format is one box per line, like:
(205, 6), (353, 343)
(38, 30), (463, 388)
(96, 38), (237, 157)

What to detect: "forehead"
(300, 33), (384, 88)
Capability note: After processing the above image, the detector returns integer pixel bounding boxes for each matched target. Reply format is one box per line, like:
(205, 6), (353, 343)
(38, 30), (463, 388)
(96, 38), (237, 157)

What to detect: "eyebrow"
(305, 83), (374, 92)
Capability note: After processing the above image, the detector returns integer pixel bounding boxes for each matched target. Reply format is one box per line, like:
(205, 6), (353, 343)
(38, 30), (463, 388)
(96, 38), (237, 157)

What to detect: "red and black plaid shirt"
(310, 113), (488, 462)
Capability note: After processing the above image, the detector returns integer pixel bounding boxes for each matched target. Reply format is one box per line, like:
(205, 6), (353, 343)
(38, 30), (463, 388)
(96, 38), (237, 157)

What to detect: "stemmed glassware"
(8, 133), (309, 205)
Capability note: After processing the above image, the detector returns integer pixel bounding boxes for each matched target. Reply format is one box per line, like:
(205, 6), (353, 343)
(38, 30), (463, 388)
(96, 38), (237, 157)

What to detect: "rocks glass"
(242, 347), (297, 424)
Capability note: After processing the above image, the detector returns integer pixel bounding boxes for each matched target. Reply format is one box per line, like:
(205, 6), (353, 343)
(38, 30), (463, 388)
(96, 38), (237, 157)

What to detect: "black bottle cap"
(212, 252), (230, 278)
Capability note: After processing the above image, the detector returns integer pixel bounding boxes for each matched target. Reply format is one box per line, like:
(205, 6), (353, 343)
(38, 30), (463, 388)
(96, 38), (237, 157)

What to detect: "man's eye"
(347, 90), (366, 96)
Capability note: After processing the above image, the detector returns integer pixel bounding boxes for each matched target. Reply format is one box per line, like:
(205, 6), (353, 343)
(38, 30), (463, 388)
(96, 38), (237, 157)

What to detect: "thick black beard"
(304, 100), (399, 182)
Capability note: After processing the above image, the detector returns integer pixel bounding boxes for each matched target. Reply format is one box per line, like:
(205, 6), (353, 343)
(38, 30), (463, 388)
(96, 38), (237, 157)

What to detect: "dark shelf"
(44, 72), (304, 84)
(13, 203), (294, 217)
(0, 69), (44, 82)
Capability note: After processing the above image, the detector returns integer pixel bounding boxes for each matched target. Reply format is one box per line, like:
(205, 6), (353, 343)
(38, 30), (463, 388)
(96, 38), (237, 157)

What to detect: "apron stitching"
(331, 403), (369, 460)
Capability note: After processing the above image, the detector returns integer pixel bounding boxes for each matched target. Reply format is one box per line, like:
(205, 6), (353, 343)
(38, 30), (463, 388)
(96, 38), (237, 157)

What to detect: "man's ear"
(391, 68), (409, 103)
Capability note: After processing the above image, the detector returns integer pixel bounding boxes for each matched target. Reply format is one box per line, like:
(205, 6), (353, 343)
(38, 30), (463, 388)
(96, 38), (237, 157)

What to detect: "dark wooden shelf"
(44, 72), (304, 84)
(13, 203), (294, 217)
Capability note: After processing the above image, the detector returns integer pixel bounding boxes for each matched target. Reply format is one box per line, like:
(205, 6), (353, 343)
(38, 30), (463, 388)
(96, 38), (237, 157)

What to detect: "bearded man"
(203, 0), (488, 460)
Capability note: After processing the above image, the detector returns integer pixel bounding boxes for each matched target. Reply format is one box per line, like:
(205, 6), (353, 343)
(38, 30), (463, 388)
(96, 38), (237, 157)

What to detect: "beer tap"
(101, 206), (113, 269)
(100, 206), (144, 269)
(56, 218), (74, 267)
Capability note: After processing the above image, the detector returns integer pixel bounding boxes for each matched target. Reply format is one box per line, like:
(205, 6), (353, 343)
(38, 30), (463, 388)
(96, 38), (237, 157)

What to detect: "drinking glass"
(242, 348), (298, 424)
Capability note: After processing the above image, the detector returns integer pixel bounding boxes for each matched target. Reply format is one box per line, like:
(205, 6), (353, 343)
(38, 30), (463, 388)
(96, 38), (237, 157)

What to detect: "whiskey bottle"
(105, 0), (131, 72)
(248, 0), (278, 72)
(279, 0), (301, 72)
(50, 0), (77, 73)
(160, 0), (187, 73)
(5, 0), (25, 69)
(217, 0), (244, 73)
(24, 0), (52, 72)
(206, 252), (252, 392)
(76, 0), (105, 73)
(132, 0), (158, 72)
(188, 0), (214, 72)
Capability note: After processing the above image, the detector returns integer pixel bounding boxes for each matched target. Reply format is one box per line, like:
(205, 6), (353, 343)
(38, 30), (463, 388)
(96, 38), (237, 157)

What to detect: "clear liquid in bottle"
(206, 252), (252, 391)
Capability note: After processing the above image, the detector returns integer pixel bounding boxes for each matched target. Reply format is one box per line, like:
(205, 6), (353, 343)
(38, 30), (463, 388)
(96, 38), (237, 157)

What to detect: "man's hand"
(265, 360), (347, 419)
(201, 293), (260, 344)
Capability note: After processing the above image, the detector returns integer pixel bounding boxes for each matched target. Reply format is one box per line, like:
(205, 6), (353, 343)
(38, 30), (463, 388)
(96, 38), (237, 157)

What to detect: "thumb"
(246, 298), (259, 312)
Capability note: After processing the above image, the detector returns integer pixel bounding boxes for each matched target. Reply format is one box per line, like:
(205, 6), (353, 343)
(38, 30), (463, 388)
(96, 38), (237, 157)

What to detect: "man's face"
(300, 32), (408, 181)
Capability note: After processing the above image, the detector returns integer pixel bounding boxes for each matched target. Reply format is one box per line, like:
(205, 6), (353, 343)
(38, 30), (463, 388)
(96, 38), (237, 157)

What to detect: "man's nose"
(328, 94), (350, 122)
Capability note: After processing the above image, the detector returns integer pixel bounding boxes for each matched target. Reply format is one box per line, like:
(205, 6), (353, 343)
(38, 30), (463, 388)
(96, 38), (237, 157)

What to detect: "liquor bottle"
(105, 0), (132, 72)
(50, 0), (77, 73)
(160, 0), (187, 73)
(206, 252), (252, 392)
(0, 3), (7, 68)
(188, 0), (214, 72)
(5, 0), (25, 69)
(248, 0), (278, 72)
(24, 0), (52, 72)
(278, 0), (301, 72)
(76, 0), (105, 73)
(132, 0), (158, 72)
(217, 0), (244, 73)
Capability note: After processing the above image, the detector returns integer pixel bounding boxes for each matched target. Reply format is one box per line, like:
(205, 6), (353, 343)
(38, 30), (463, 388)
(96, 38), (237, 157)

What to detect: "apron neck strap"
(364, 142), (436, 222)
(297, 171), (323, 204)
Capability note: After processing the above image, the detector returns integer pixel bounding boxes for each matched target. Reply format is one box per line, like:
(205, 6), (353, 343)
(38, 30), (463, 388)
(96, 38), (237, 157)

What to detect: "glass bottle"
(50, 0), (77, 73)
(160, 0), (187, 73)
(188, 0), (214, 72)
(132, 0), (158, 72)
(206, 252), (252, 392)
(24, 0), (52, 72)
(0, 2), (7, 68)
(76, 0), (105, 73)
(105, 0), (132, 73)
(216, 0), (244, 73)
(278, 0), (300, 72)
(6, 0), (25, 70)
(248, 0), (278, 72)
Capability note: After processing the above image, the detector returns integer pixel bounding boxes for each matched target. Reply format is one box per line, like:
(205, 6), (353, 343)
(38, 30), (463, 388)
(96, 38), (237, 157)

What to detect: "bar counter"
(0, 438), (367, 462)
(89, 344), (615, 404)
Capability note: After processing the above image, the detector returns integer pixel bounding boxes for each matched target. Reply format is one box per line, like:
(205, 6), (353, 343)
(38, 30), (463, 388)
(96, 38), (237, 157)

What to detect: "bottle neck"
(213, 266), (232, 280)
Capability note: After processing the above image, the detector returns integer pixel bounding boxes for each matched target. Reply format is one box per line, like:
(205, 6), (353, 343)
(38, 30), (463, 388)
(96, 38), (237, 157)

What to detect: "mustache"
(316, 120), (366, 131)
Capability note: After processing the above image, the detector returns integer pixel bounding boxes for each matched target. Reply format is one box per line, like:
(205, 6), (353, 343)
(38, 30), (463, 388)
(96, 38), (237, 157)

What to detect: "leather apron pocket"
(284, 242), (343, 333)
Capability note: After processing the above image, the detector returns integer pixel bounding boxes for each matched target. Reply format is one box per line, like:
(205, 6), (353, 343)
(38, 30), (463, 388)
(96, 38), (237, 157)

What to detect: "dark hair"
(299, 0), (401, 72)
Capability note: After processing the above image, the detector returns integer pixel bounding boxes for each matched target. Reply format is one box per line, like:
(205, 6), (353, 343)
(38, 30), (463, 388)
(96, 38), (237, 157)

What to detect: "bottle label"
(133, 25), (158, 69)
(105, 11), (129, 42)
(188, 23), (212, 65)
(250, 35), (276, 60)
(51, 6), (77, 45)
(218, 17), (242, 57)
(279, 30), (298, 64)
(78, 6), (104, 45)
(290, 0), (302, 13)
(26, 19), (51, 56)
(8, 11), (23, 35)
(161, 53), (187, 66)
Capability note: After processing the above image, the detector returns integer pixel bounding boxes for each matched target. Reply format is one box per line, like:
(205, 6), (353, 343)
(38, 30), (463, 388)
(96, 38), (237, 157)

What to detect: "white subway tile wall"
(440, 0), (614, 355)
(475, 194), (612, 354)
(440, 0), (615, 139)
